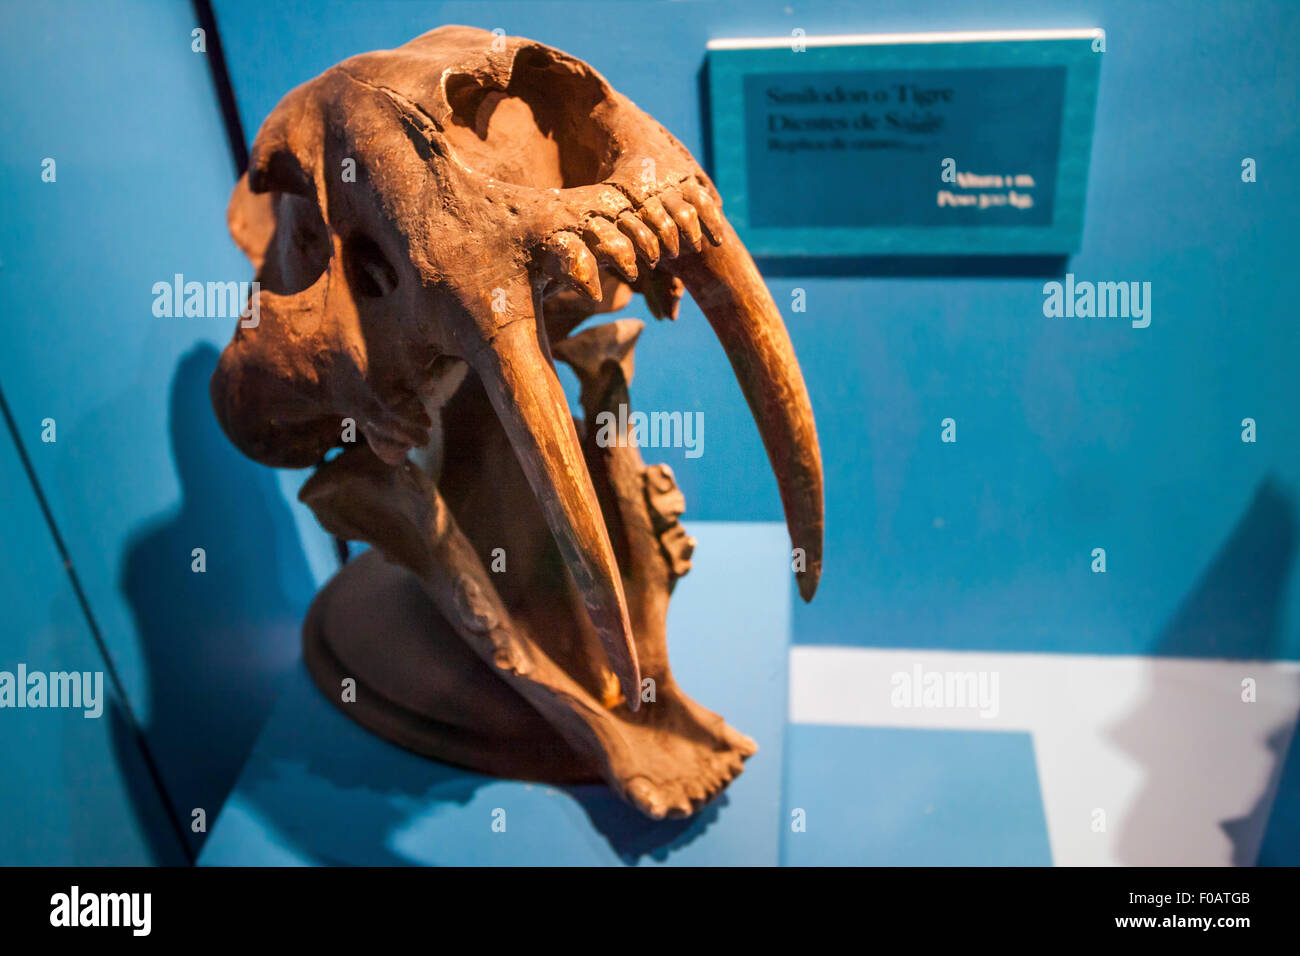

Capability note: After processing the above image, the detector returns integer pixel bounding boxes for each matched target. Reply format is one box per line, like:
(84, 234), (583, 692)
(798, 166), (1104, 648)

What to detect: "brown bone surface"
(211, 25), (824, 819)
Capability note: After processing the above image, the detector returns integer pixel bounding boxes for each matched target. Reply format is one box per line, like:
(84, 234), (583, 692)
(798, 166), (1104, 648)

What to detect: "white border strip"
(707, 29), (1104, 51)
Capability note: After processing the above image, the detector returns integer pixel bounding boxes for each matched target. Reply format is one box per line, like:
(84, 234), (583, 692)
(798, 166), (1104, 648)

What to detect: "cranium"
(211, 25), (823, 819)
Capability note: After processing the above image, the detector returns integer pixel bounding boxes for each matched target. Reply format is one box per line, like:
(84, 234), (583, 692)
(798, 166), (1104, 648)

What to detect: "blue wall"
(0, 0), (340, 860)
(0, 420), (185, 864)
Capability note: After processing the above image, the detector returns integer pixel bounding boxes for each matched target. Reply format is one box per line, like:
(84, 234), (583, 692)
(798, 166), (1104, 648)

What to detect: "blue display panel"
(199, 524), (790, 866)
(782, 725), (1052, 865)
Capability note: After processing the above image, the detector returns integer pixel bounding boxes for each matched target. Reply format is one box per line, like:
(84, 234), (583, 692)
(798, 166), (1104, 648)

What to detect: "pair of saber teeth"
(453, 192), (824, 711)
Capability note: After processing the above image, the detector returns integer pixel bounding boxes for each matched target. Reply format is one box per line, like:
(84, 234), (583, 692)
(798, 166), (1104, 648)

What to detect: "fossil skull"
(211, 25), (823, 819)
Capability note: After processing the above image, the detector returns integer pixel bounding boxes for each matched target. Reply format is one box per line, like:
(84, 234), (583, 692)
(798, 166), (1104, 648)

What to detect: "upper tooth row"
(541, 182), (723, 302)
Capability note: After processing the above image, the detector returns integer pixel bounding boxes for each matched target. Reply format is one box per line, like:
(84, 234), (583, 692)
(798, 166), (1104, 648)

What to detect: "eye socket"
(343, 233), (398, 297)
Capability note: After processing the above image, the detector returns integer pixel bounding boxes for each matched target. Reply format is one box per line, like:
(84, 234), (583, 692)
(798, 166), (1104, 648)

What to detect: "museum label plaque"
(706, 30), (1103, 256)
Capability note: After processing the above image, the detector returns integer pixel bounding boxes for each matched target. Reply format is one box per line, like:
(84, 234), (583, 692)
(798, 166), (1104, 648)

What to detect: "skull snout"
(211, 337), (341, 468)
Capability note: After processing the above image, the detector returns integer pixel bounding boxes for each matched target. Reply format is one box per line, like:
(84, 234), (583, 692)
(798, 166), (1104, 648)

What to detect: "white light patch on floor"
(790, 646), (1300, 866)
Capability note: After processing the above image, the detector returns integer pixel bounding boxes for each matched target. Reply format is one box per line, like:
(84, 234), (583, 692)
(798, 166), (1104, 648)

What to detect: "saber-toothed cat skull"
(211, 25), (823, 819)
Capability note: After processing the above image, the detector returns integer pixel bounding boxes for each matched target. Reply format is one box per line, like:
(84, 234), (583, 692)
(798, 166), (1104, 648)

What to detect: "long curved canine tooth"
(583, 217), (638, 283)
(470, 301), (642, 706)
(660, 191), (702, 253)
(679, 181), (725, 247)
(615, 213), (660, 268)
(665, 217), (824, 601)
(637, 196), (680, 259)
(542, 231), (603, 302)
